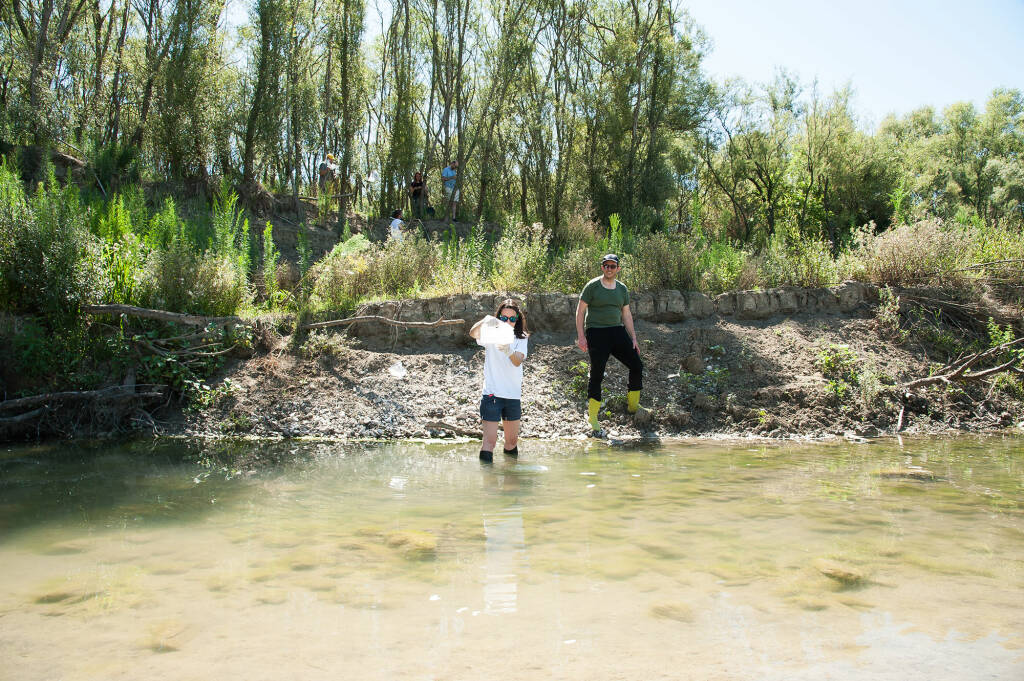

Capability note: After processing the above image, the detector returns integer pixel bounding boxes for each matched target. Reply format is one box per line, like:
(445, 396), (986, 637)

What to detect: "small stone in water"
(814, 558), (865, 586)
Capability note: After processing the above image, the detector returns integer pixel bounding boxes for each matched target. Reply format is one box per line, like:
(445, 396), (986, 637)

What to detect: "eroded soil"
(171, 311), (1024, 443)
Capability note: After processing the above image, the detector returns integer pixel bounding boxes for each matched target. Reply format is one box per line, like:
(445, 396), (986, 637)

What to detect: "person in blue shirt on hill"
(441, 159), (459, 221)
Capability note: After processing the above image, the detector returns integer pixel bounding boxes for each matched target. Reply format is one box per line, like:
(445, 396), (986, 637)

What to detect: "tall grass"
(850, 220), (970, 288)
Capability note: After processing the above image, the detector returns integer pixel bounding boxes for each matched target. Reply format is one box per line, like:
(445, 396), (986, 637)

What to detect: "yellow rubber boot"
(627, 390), (641, 414)
(588, 399), (601, 430)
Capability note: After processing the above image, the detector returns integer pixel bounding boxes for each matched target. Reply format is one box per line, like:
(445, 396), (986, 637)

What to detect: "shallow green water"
(1, 435), (1022, 680)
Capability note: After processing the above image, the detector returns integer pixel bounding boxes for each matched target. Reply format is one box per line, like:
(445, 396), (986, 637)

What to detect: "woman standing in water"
(469, 300), (529, 462)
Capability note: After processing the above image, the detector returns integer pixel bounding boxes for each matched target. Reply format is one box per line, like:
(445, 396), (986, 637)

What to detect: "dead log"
(0, 407), (48, 426)
(0, 385), (168, 412)
(301, 316), (465, 331)
(83, 304), (247, 328)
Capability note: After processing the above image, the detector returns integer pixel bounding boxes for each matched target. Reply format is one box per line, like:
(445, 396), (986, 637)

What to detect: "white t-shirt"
(389, 218), (404, 240)
(481, 336), (529, 399)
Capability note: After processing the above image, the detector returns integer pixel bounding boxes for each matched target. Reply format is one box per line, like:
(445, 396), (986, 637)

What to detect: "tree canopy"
(1, 0), (1021, 242)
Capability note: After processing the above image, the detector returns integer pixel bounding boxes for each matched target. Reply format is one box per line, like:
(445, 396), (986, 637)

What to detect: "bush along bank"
(0, 163), (1022, 440)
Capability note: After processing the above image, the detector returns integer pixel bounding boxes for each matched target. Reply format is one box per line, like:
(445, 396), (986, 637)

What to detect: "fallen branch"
(0, 385), (168, 412)
(903, 337), (1024, 389)
(0, 407), (48, 426)
(84, 304), (247, 328)
(301, 315), (465, 331)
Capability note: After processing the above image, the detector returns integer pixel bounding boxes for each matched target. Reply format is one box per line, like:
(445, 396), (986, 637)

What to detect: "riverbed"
(1, 436), (1022, 680)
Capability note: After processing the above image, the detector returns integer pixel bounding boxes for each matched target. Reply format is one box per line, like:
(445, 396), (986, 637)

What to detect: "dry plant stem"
(903, 337), (1024, 389)
(915, 259), (1024, 280)
(301, 316), (465, 331)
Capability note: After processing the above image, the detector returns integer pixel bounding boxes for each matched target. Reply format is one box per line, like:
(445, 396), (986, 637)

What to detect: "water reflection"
(482, 507), (527, 614)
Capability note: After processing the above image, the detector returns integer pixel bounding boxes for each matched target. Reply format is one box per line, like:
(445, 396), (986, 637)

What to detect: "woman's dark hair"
(495, 299), (528, 339)
(391, 209), (402, 218)
(413, 171), (422, 180)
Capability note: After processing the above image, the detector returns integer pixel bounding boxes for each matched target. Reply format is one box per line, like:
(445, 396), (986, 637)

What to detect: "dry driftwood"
(301, 316), (465, 331)
(0, 385), (167, 413)
(83, 304), (247, 328)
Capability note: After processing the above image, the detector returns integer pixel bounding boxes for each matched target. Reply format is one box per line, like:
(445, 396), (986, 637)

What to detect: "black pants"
(585, 325), (643, 401)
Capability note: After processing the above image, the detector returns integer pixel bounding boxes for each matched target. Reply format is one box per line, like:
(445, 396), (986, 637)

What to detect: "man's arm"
(622, 304), (639, 352)
(575, 300), (588, 351)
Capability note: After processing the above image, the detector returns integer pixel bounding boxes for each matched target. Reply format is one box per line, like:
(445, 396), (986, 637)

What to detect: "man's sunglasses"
(498, 314), (518, 323)
(602, 262), (619, 269)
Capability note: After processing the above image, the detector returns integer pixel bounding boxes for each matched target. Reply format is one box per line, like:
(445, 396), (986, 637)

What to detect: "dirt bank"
(170, 287), (1024, 443)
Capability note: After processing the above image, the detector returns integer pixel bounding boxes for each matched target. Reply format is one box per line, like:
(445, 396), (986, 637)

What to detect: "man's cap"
(601, 254), (620, 264)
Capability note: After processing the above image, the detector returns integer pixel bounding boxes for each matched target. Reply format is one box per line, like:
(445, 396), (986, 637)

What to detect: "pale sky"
(224, 0), (1023, 129)
(683, 0), (1024, 128)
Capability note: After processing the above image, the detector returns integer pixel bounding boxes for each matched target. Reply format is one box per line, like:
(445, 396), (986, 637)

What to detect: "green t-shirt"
(580, 277), (630, 328)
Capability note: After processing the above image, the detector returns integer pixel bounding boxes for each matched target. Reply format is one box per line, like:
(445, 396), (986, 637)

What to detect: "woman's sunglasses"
(498, 314), (518, 323)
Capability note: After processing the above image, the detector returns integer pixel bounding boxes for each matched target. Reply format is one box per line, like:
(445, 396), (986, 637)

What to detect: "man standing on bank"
(575, 254), (644, 433)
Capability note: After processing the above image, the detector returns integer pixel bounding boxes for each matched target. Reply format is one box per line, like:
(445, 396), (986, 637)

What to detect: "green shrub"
(625, 232), (700, 292)
(146, 196), (189, 250)
(757, 229), (838, 288)
(968, 222), (1024, 286)
(101, 233), (146, 305)
(698, 239), (754, 294)
(210, 180), (251, 274)
(262, 221), (280, 303)
(371, 235), (436, 297)
(308, 234), (433, 311)
(489, 221), (552, 293)
(0, 164), (104, 316)
(817, 344), (860, 385)
(429, 224), (490, 295)
(140, 239), (250, 316)
(2, 316), (113, 392)
(545, 242), (607, 294)
(876, 286), (909, 342)
(91, 143), (140, 190)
